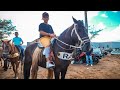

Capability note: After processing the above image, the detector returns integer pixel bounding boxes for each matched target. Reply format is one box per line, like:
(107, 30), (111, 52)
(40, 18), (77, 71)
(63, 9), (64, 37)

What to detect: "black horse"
(23, 17), (90, 79)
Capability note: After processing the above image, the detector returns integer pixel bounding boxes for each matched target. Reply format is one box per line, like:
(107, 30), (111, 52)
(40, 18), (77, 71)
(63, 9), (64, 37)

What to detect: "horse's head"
(71, 17), (90, 53)
(1, 40), (13, 58)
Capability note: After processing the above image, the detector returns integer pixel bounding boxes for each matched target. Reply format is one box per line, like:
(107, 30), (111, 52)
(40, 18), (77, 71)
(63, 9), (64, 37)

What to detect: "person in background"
(85, 47), (93, 66)
(12, 32), (24, 60)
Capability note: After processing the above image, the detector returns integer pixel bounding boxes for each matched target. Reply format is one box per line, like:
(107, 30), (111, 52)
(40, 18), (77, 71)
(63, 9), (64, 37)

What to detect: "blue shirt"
(39, 23), (54, 38)
(86, 48), (93, 55)
(12, 37), (23, 45)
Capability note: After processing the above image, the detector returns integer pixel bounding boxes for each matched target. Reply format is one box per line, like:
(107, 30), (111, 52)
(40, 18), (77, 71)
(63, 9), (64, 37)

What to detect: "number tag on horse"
(57, 52), (74, 60)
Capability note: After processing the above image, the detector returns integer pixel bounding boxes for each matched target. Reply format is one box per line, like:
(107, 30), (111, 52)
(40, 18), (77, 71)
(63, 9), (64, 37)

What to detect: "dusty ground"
(0, 54), (120, 79)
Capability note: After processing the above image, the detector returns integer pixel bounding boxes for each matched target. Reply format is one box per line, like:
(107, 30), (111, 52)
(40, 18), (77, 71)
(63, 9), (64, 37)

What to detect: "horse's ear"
(8, 40), (11, 43)
(72, 16), (78, 24)
(1, 40), (3, 42)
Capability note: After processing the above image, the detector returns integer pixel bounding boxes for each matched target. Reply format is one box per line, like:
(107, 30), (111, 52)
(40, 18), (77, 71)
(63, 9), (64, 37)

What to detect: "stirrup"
(46, 61), (55, 68)
(50, 61), (55, 65)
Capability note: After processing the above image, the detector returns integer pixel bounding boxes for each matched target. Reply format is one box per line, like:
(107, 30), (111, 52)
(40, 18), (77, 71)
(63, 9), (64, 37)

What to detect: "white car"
(111, 48), (120, 55)
(93, 48), (102, 58)
(93, 48), (102, 55)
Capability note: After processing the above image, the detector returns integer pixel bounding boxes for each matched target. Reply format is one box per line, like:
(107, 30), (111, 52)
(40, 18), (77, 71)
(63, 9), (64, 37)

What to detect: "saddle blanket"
(8, 53), (19, 58)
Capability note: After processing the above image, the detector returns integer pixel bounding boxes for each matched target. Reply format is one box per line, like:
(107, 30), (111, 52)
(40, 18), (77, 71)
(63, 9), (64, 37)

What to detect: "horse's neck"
(10, 44), (18, 53)
(58, 28), (74, 46)
(54, 27), (76, 53)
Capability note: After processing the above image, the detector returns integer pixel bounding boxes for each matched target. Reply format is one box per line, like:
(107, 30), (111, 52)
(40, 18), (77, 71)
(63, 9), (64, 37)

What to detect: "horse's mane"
(8, 42), (18, 54)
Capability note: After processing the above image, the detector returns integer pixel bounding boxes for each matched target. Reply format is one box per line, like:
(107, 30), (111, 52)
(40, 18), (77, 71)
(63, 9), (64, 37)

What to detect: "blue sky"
(89, 11), (120, 31)
(0, 11), (120, 45)
(88, 11), (120, 42)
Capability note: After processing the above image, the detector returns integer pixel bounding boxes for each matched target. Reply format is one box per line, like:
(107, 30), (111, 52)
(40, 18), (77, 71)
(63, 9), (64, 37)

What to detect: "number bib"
(57, 52), (74, 60)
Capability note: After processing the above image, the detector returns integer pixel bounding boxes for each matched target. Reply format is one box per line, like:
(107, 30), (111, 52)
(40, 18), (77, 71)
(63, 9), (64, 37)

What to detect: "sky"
(0, 11), (120, 45)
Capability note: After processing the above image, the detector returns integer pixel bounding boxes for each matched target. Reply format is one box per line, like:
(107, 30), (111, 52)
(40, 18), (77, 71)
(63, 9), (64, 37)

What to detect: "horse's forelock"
(3, 40), (16, 54)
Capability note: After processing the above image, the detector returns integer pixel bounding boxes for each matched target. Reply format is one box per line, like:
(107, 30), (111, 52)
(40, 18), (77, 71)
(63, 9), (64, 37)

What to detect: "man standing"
(85, 47), (93, 66)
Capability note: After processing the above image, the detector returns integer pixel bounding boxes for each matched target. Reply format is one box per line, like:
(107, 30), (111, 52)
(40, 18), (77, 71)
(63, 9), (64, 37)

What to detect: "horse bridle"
(55, 23), (90, 50)
(2, 42), (15, 55)
(2, 43), (10, 55)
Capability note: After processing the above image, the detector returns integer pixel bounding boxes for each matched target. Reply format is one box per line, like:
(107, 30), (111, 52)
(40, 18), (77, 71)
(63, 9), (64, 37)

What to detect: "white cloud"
(112, 11), (118, 13)
(96, 22), (106, 30)
(101, 14), (108, 18)
(91, 25), (120, 42)
(87, 11), (100, 21)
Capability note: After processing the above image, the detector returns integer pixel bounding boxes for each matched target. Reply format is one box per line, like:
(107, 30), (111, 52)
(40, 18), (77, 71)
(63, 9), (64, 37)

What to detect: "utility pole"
(84, 11), (88, 35)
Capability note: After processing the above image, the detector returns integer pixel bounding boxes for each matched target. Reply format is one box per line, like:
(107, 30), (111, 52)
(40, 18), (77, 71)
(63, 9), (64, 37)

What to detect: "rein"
(54, 23), (90, 50)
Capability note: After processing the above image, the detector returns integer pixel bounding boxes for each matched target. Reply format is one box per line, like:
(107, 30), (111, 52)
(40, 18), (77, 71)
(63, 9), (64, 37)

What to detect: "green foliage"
(0, 19), (17, 40)
(88, 25), (103, 40)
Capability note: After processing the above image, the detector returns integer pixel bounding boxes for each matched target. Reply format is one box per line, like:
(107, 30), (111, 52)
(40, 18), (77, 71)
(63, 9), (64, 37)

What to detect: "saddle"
(37, 36), (55, 68)
(15, 45), (23, 60)
(39, 36), (52, 47)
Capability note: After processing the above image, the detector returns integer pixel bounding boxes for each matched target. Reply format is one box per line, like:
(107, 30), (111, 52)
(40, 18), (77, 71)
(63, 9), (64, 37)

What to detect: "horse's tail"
(23, 49), (32, 79)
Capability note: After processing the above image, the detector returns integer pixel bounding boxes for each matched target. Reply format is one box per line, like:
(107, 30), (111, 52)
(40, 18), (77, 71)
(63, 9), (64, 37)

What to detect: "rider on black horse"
(38, 12), (56, 69)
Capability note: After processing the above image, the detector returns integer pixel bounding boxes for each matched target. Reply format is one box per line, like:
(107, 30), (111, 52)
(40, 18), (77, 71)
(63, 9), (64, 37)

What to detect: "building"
(91, 42), (120, 49)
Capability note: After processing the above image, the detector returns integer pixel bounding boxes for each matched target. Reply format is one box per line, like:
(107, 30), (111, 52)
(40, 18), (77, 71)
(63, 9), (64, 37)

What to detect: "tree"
(0, 19), (17, 45)
(88, 25), (103, 40)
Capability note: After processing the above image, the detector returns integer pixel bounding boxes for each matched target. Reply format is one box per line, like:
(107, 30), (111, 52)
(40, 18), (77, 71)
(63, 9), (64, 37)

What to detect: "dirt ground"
(0, 54), (120, 79)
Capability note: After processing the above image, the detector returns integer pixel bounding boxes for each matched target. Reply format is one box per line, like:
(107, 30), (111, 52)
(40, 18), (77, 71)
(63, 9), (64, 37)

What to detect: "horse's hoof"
(16, 77), (19, 79)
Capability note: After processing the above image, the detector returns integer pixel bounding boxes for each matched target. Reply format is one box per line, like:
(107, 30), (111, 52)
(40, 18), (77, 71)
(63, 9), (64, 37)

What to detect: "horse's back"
(24, 43), (39, 63)
(24, 43), (46, 68)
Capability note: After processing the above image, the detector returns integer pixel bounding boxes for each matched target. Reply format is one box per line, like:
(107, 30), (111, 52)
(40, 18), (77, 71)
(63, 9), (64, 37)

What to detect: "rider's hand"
(49, 34), (56, 38)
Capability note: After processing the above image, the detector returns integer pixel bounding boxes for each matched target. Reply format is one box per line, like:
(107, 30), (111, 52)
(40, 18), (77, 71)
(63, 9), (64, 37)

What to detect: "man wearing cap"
(39, 12), (56, 68)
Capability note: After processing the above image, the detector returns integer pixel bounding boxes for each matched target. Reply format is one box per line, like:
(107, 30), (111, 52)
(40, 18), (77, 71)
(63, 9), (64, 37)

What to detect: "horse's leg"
(15, 61), (20, 79)
(9, 62), (12, 69)
(4, 59), (8, 71)
(11, 62), (16, 78)
(54, 68), (61, 79)
(31, 57), (39, 79)
(7, 60), (11, 69)
(24, 61), (32, 79)
(21, 58), (24, 73)
(31, 65), (38, 79)
(61, 67), (68, 79)
(20, 60), (23, 76)
(0, 58), (2, 66)
(47, 69), (53, 79)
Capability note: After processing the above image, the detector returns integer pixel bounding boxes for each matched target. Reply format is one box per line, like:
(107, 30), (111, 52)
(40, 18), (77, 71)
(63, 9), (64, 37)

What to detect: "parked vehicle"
(73, 52), (99, 65)
(93, 47), (102, 59)
(111, 48), (120, 55)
